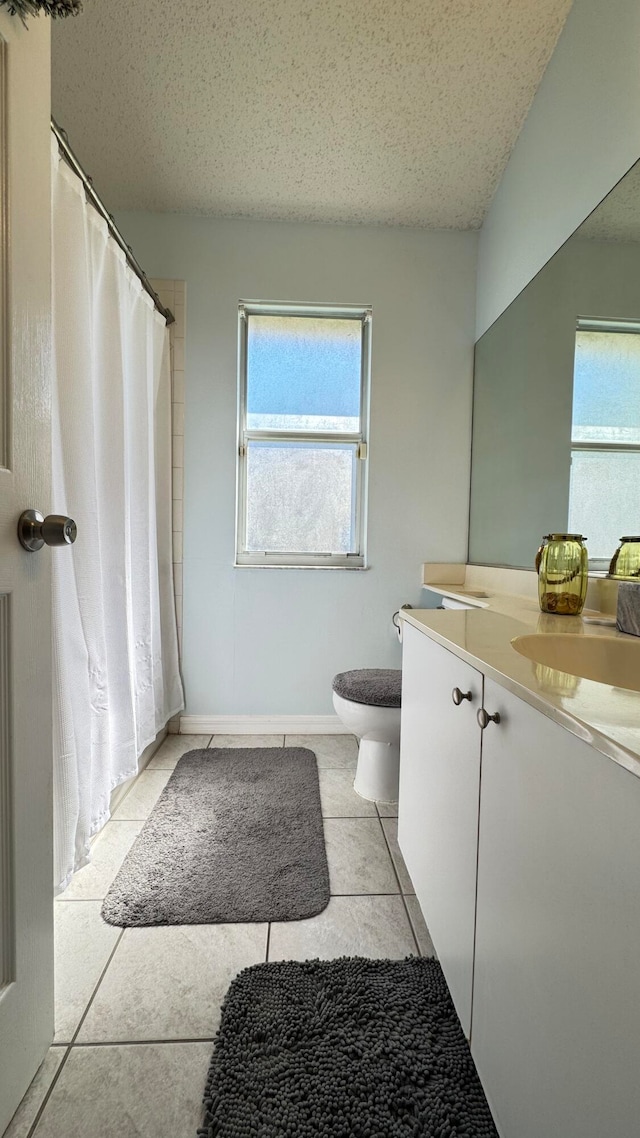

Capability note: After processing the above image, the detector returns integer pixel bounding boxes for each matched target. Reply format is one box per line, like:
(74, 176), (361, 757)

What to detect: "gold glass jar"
(608, 537), (640, 579)
(535, 534), (588, 615)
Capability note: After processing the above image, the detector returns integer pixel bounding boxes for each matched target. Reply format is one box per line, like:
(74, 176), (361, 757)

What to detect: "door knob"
(452, 687), (472, 706)
(18, 510), (77, 552)
(477, 708), (501, 729)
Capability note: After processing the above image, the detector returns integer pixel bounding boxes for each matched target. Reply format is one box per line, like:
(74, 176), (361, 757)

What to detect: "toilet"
(332, 669), (402, 802)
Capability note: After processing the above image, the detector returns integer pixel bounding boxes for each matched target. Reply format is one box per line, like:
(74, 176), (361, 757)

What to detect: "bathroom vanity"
(398, 604), (640, 1138)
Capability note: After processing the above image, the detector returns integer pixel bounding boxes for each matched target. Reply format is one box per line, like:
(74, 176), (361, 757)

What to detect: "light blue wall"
(476, 0), (640, 338)
(117, 213), (477, 715)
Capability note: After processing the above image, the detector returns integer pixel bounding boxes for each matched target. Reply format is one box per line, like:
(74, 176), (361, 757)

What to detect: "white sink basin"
(511, 633), (640, 693)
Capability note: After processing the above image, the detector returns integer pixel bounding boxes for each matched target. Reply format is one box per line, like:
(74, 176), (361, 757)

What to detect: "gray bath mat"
(198, 956), (498, 1138)
(101, 748), (329, 926)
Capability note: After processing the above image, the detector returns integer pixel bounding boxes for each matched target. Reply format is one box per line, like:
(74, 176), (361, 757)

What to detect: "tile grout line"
(328, 891), (407, 897)
(55, 890), (408, 906)
(24, 1046), (72, 1138)
(65, 927), (126, 1048)
(398, 895), (423, 956)
(207, 735), (286, 748)
(376, 815), (421, 957)
(90, 818), (146, 824)
(20, 928), (126, 1133)
(109, 732), (177, 814)
(62, 1037), (218, 1048)
(322, 813), (381, 820)
(25, 926), (127, 1132)
(147, 734), (213, 768)
(315, 765), (359, 770)
(25, 1034), (218, 1136)
(106, 811), (384, 825)
(111, 769), (175, 822)
(54, 896), (116, 902)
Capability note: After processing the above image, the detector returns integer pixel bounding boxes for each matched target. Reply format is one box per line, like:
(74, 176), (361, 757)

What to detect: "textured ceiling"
(579, 161), (640, 243)
(52, 0), (572, 228)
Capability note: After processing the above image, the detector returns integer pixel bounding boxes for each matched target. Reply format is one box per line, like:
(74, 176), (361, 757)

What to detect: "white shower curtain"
(51, 138), (184, 891)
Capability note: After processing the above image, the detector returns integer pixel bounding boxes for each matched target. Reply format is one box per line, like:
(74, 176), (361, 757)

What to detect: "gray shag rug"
(101, 748), (329, 926)
(198, 956), (498, 1138)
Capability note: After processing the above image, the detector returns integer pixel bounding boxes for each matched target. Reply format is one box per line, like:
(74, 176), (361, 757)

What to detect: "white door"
(397, 623), (483, 1036)
(0, 13), (54, 1134)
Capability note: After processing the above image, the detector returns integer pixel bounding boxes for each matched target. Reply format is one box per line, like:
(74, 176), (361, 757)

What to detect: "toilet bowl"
(332, 669), (402, 803)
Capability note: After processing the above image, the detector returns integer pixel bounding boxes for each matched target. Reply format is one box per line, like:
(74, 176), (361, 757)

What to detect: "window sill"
(234, 561), (369, 570)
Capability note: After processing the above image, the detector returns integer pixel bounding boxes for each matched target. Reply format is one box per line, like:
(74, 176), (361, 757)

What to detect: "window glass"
(569, 324), (640, 561)
(246, 315), (362, 432)
(573, 330), (640, 444)
(238, 303), (370, 567)
(246, 440), (358, 555)
(569, 449), (640, 560)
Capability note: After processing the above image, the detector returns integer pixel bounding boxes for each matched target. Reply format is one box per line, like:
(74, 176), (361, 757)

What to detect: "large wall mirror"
(469, 160), (640, 570)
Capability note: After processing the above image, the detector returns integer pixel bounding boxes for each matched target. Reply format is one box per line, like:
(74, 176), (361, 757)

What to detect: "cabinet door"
(398, 623), (482, 1036)
(472, 677), (640, 1138)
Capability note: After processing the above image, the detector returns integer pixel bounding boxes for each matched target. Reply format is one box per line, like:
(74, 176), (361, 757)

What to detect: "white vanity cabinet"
(398, 622), (483, 1036)
(472, 676), (640, 1138)
(398, 623), (640, 1138)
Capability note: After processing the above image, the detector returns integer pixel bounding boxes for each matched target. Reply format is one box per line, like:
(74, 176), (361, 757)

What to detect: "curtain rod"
(51, 118), (175, 326)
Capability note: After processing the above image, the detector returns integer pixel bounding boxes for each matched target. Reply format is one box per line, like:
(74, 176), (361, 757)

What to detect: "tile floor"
(5, 734), (434, 1138)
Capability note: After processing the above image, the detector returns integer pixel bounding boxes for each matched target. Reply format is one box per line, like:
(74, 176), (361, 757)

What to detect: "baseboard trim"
(179, 714), (348, 735)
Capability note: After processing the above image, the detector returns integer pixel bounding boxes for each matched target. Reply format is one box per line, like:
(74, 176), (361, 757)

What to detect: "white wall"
(476, 0), (640, 338)
(116, 213), (477, 716)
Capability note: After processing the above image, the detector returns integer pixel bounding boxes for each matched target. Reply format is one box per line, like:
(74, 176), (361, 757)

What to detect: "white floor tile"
(4, 1048), (67, 1138)
(31, 1043), (211, 1138)
(381, 818), (415, 894)
(77, 923), (267, 1043)
(54, 902), (121, 1044)
(209, 734), (284, 748)
(405, 896), (437, 957)
(146, 734), (211, 769)
(57, 821), (143, 901)
(285, 734), (358, 768)
(323, 818), (398, 894)
(269, 895), (417, 961)
(318, 769), (376, 817)
(111, 770), (172, 821)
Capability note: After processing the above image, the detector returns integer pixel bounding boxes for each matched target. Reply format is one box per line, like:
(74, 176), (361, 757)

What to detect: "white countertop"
(400, 599), (640, 781)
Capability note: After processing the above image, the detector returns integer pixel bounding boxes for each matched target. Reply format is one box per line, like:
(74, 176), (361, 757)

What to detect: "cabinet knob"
(477, 708), (501, 729)
(452, 687), (472, 706)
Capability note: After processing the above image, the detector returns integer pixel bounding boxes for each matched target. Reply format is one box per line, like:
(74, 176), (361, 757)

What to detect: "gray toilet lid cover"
(332, 668), (402, 708)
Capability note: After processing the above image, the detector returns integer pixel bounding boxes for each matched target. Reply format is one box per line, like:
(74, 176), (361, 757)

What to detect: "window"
(236, 301), (371, 567)
(568, 318), (640, 564)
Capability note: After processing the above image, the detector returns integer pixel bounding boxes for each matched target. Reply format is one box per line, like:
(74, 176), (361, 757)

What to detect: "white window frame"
(570, 316), (640, 569)
(235, 300), (371, 568)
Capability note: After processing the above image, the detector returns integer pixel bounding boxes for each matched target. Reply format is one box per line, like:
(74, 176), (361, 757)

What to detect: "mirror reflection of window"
(569, 318), (640, 563)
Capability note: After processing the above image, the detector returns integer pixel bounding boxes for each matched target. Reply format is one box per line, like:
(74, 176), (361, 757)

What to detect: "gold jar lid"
(544, 533), (587, 541)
